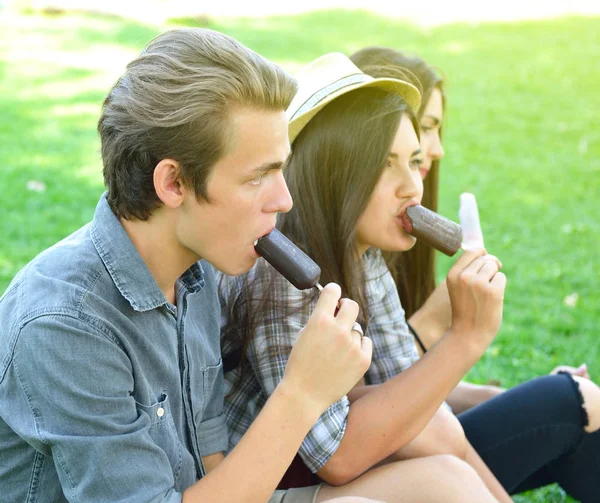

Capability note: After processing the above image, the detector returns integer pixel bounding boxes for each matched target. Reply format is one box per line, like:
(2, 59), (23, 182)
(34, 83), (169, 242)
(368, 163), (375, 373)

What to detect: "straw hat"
(287, 52), (421, 143)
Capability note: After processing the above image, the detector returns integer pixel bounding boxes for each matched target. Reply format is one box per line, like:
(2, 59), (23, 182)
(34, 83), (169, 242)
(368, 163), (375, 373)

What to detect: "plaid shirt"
(218, 249), (420, 473)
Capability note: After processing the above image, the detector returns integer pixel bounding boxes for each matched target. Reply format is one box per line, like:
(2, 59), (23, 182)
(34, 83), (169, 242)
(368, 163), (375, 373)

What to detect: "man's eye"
(249, 174), (264, 186)
(420, 125), (433, 132)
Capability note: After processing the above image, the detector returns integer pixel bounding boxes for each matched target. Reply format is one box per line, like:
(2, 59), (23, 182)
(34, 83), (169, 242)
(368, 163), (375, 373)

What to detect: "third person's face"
(419, 87), (445, 180)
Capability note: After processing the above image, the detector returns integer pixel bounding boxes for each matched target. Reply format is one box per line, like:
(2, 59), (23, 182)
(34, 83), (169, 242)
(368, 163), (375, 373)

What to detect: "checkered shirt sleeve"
(219, 250), (430, 473)
(218, 260), (350, 473)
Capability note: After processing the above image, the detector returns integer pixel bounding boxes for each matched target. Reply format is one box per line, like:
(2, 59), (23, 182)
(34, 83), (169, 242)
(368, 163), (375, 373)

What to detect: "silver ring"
(351, 322), (364, 338)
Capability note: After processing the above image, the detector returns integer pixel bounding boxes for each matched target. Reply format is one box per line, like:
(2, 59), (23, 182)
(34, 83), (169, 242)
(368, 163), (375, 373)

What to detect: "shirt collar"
(90, 193), (204, 312)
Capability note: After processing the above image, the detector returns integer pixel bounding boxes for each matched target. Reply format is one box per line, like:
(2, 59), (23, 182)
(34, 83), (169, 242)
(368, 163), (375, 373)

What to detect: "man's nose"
(265, 170), (293, 214)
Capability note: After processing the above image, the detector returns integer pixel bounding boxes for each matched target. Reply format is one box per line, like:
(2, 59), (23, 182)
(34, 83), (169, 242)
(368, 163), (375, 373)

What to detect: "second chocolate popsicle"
(405, 205), (463, 256)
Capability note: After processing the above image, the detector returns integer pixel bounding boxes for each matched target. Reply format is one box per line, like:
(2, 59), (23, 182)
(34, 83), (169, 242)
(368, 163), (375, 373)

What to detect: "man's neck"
(120, 210), (198, 305)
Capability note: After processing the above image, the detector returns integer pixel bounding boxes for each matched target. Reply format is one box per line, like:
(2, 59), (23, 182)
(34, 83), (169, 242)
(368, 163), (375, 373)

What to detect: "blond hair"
(99, 28), (297, 219)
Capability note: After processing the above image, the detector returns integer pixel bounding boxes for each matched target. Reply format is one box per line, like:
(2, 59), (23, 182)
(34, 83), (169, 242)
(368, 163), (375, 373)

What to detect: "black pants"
(458, 373), (600, 503)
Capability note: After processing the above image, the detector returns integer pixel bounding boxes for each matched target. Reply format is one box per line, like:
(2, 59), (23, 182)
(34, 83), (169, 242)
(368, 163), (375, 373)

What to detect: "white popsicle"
(459, 193), (485, 249)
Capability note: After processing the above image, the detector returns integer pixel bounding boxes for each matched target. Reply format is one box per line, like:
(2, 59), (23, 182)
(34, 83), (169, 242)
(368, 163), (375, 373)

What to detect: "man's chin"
(215, 256), (258, 276)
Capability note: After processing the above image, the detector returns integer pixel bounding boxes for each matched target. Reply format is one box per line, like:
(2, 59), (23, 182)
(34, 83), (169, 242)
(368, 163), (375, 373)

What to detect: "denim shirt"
(0, 194), (227, 502)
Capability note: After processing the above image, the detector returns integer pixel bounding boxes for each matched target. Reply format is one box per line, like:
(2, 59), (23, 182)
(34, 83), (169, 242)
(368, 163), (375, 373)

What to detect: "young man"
(0, 29), (373, 502)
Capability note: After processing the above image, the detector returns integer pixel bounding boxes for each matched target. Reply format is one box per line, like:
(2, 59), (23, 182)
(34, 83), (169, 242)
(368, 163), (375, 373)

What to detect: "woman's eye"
(409, 158), (423, 169)
(420, 125), (433, 133)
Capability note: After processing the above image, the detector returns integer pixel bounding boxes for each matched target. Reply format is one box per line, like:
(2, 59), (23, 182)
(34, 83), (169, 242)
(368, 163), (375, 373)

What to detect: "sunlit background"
(1, 2), (599, 500)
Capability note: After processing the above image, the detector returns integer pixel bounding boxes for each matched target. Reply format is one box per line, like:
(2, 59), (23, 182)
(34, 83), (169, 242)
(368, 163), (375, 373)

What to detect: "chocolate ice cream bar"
(254, 229), (364, 336)
(254, 228), (321, 290)
(405, 205), (463, 256)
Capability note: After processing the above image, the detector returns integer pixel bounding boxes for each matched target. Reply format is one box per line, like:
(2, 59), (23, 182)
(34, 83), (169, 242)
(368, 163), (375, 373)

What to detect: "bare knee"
(434, 408), (468, 460)
(428, 455), (498, 503)
(391, 407), (468, 463)
(572, 376), (600, 432)
(417, 407), (468, 459)
(318, 456), (497, 503)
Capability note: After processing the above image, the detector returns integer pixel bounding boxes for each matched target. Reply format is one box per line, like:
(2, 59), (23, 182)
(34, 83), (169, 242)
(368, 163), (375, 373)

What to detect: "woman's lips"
(397, 200), (420, 233)
(399, 213), (413, 233)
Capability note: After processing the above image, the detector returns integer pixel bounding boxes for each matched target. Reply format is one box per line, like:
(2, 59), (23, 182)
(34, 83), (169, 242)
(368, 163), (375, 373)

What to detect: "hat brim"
(288, 78), (421, 143)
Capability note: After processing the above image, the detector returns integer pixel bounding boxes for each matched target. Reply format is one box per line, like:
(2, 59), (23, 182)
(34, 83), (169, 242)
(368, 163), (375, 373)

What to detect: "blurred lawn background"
(1, 4), (599, 501)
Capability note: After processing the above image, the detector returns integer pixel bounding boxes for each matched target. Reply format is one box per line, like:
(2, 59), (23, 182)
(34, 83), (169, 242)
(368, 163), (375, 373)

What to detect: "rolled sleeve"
(298, 397), (350, 472)
(3, 314), (182, 503)
(197, 413), (228, 455)
(246, 270), (349, 473)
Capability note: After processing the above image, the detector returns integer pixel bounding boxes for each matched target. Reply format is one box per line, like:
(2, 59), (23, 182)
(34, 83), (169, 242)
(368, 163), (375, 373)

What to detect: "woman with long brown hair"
(220, 52), (510, 503)
(351, 46), (600, 502)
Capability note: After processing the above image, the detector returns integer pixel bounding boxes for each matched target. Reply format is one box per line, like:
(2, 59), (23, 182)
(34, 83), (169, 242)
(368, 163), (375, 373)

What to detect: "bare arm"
(184, 383), (321, 502)
(408, 278), (505, 414)
(319, 333), (481, 485)
(184, 284), (372, 503)
(446, 382), (505, 414)
(318, 250), (506, 486)
(408, 280), (452, 357)
(201, 453), (225, 474)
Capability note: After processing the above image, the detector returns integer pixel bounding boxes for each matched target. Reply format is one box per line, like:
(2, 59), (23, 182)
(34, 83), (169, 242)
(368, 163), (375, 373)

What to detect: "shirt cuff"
(197, 413), (229, 456)
(299, 396), (350, 473)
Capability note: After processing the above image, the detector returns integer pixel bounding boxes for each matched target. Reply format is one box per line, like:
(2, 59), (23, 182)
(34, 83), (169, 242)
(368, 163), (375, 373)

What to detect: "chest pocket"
(135, 393), (184, 485)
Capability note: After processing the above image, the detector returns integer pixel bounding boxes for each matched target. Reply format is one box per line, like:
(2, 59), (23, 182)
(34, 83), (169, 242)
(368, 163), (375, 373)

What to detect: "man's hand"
(282, 283), (372, 416)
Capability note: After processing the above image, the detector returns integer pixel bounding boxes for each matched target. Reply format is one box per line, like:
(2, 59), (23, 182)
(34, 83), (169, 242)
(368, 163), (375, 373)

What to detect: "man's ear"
(154, 159), (184, 209)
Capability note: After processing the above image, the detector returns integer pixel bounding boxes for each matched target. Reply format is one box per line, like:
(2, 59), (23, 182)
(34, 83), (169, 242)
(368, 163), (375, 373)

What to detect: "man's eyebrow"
(422, 115), (441, 126)
(251, 152), (292, 174)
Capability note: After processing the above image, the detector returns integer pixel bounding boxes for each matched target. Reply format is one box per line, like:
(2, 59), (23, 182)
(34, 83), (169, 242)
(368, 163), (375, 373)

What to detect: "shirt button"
(157, 407), (165, 418)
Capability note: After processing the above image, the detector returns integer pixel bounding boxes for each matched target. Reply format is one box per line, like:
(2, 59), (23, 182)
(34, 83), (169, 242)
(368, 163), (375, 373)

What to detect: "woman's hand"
(551, 363), (590, 380)
(445, 249), (506, 359)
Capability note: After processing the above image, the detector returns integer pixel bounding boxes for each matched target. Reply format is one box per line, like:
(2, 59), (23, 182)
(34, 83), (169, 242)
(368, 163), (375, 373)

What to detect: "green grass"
(1, 8), (599, 502)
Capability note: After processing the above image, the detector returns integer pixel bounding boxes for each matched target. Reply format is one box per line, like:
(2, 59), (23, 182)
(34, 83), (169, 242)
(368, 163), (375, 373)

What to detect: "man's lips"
(254, 227), (276, 247)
